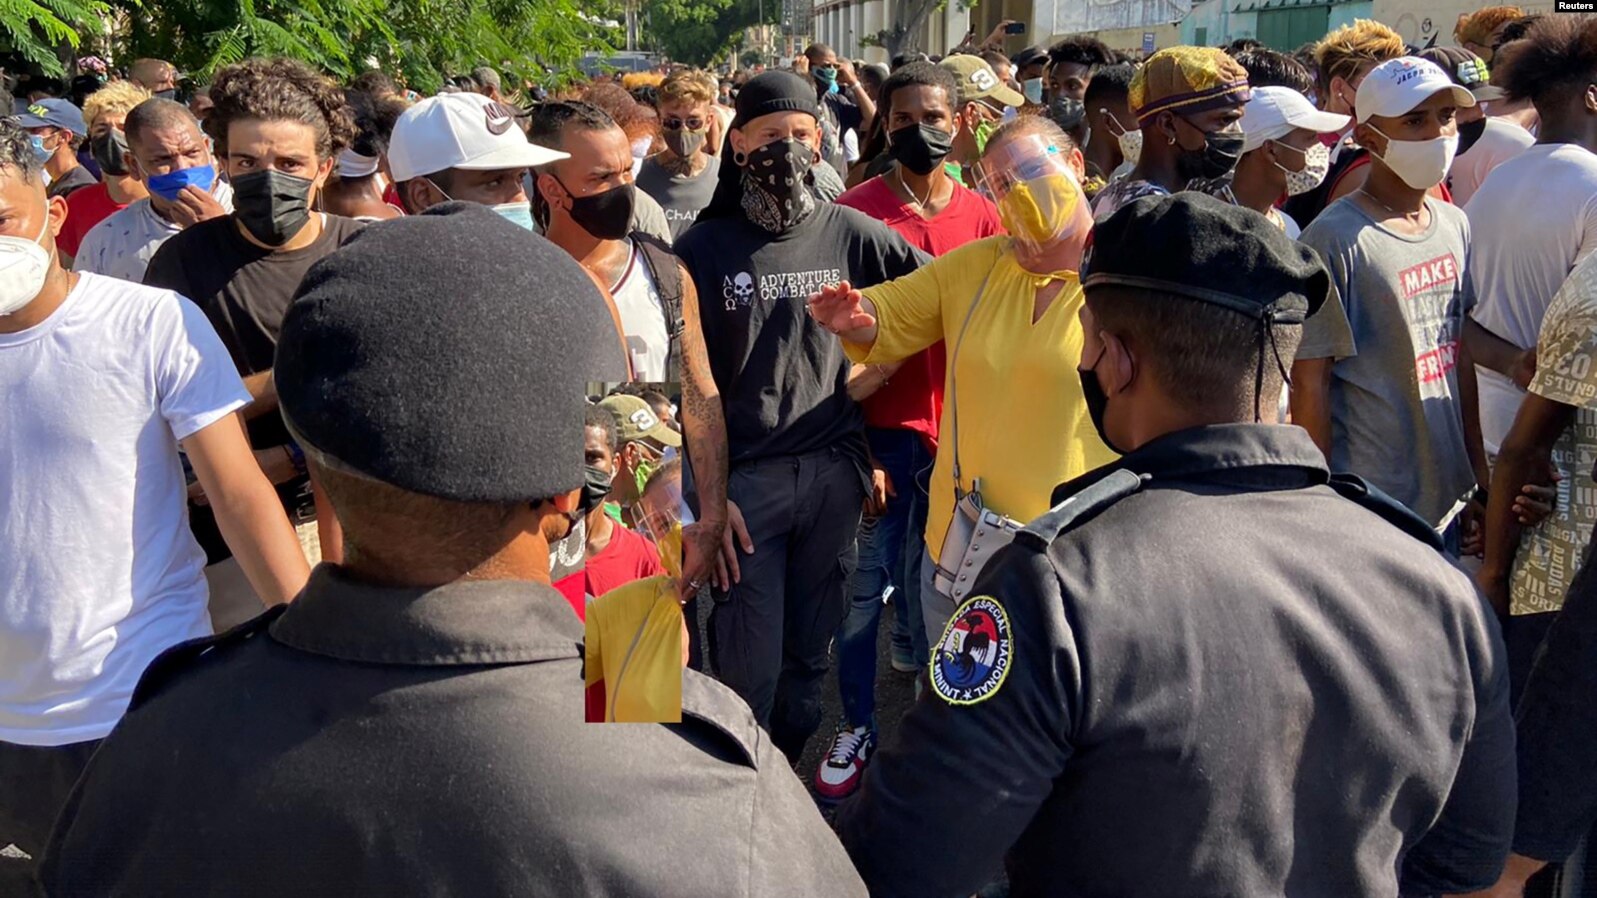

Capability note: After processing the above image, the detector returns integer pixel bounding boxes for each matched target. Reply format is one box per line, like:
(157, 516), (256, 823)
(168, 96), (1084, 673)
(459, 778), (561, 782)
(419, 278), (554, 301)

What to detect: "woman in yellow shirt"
(809, 116), (1115, 647)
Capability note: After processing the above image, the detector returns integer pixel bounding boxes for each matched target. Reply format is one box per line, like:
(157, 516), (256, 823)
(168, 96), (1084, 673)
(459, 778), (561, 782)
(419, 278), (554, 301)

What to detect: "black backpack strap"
(631, 231), (684, 382)
(1326, 473), (1446, 552)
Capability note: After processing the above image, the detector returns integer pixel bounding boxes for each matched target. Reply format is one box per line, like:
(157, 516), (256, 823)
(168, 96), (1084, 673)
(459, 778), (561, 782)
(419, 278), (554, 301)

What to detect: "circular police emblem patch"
(932, 596), (1012, 705)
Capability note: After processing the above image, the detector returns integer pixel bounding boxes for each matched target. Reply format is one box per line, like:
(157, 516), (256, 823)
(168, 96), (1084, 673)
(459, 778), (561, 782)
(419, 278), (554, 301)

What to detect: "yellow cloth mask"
(997, 172), (1081, 248)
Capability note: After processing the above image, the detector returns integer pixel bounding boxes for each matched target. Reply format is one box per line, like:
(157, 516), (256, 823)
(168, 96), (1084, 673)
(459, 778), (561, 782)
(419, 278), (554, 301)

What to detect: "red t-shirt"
(835, 176), (1004, 452)
(552, 522), (665, 622)
(59, 182), (125, 259)
(585, 523), (665, 598)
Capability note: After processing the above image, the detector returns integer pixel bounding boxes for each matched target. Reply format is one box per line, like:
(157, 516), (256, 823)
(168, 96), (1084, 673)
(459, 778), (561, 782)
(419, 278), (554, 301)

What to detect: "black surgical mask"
(662, 126), (707, 159)
(739, 137), (816, 232)
(887, 122), (953, 176)
(562, 180), (635, 241)
(580, 464), (613, 516)
(1078, 351), (1127, 455)
(90, 129), (130, 176)
(1173, 118), (1245, 186)
(231, 169), (315, 246)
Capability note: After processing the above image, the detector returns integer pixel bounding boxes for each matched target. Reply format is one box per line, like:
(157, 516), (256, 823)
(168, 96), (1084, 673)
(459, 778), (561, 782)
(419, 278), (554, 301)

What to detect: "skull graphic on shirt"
(723, 272), (755, 310)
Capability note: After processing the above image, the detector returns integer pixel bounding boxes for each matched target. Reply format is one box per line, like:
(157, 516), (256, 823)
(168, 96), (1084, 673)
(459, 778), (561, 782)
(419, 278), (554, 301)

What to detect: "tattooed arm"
(676, 265), (749, 595)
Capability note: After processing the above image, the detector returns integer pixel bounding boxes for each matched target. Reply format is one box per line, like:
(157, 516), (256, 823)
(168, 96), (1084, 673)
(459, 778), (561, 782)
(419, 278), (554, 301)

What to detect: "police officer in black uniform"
(835, 193), (1515, 898)
(41, 204), (866, 897)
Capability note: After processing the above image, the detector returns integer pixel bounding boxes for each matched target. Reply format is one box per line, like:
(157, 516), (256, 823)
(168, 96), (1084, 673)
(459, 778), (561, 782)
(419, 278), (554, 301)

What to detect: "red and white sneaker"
(814, 722), (875, 802)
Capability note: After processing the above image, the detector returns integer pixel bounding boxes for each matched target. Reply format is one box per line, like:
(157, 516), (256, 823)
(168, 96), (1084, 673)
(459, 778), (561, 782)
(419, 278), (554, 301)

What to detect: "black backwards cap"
(1082, 192), (1332, 420)
(274, 202), (627, 503)
(730, 69), (820, 130)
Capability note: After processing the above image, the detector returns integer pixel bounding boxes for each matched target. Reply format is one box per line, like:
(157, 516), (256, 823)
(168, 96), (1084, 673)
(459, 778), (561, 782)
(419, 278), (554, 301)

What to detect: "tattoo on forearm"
(678, 269), (729, 523)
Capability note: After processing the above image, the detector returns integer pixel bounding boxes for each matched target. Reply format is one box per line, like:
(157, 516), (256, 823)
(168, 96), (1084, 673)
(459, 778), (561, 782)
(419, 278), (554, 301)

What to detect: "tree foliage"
(0, 0), (110, 76)
(641, 0), (773, 66)
(94, 0), (616, 91)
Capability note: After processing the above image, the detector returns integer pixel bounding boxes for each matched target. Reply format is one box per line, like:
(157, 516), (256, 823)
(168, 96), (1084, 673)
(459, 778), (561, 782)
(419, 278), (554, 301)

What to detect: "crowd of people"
(6, 5), (1597, 896)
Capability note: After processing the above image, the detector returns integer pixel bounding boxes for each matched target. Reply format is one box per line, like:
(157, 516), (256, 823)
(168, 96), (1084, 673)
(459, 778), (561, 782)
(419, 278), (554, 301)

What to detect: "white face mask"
(1368, 127), (1459, 191)
(0, 210), (54, 317)
(1273, 140), (1331, 196)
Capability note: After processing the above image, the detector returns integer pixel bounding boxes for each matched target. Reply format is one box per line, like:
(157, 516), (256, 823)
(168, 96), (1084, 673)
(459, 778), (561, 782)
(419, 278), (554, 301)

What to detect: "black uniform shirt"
(675, 202), (924, 480)
(836, 424), (1515, 898)
(42, 567), (866, 897)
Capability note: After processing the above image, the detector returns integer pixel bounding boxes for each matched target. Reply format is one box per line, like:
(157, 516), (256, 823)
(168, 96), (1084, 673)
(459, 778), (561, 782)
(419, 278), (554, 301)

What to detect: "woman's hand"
(808, 280), (878, 344)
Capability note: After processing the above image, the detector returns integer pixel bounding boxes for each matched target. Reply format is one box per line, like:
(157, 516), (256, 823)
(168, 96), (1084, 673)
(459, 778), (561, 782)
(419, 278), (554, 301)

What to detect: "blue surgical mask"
(147, 164), (216, 201)
(492, 201), (535, 230)
(1023, 77), (1044, 104)
(28, 135), (51, 164)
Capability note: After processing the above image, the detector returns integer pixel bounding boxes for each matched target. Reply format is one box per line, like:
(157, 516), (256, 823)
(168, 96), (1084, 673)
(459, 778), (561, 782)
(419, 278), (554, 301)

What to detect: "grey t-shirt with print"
(1299, 196), (1478, 528)
(637, 155), (721, 240)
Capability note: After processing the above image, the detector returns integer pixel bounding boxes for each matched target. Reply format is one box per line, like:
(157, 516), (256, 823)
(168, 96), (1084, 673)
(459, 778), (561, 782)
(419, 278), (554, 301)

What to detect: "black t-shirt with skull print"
(675, 202), (926, 477)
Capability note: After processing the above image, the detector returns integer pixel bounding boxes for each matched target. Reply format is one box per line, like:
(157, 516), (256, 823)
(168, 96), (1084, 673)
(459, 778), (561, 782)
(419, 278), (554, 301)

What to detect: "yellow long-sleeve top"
(583, 576), (684, 724)
(846, 236), (1117, 564)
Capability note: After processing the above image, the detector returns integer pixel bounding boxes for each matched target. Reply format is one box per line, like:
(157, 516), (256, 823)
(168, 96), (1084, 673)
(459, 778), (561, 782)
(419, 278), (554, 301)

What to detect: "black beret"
(275, 202), (626, 503)
(1082, 192), (1329, 323)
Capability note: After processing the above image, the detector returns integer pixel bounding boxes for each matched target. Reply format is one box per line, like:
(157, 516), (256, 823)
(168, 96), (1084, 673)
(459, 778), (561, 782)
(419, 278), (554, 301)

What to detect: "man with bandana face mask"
(1091, 46), (1251, 221)
(676, 70), (925, 765)
(143, 58), (364, 623)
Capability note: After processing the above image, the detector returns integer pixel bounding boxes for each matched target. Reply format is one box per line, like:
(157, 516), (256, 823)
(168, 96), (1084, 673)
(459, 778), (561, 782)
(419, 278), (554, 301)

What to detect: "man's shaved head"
(124, 97), (202, 148)
(130, 58), (176, 91)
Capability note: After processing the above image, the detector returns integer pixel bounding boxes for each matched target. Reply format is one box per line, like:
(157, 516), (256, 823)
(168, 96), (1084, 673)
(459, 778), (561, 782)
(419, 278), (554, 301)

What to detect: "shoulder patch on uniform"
(1018, 467), (1146, 551)
(932, 595), (1013, 706)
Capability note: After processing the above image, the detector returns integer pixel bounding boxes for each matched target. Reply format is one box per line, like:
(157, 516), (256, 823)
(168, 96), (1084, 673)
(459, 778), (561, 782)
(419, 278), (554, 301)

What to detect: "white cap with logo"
(1240, 86), (1352, 153)
(1354, 57), (1476, 125)
(388, 92), (568, 182)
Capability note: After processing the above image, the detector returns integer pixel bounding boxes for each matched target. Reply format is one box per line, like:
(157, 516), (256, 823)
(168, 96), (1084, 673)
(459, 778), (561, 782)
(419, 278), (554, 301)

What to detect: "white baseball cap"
(388, 92), (568, 182)
(1240, 86), (1352, 153)
(1354, 57), (1476, 124)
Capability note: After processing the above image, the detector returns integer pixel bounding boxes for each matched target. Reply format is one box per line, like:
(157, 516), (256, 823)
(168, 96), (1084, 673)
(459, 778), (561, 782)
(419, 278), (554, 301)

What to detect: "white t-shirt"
(1449, 118), (1536, 208)
(0, 274), (249, 746)
(1466, 143), (1597, 454)
(611, 239), (671, 382)
(72, 181), (236, 284)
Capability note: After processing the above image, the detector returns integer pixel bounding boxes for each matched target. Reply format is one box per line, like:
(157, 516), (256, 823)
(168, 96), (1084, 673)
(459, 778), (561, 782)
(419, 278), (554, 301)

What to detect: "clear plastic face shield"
(638, 474), (687, 581)
(975, 133), (1092, 254)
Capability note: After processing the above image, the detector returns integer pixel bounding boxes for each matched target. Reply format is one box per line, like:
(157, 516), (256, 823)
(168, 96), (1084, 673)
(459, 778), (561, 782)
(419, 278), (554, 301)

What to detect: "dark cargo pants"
(710, 446), (864, 762)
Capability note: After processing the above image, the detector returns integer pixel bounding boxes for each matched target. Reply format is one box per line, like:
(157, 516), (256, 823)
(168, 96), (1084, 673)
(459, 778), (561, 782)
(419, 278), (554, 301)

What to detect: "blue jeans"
(836, 427), (933, 728)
